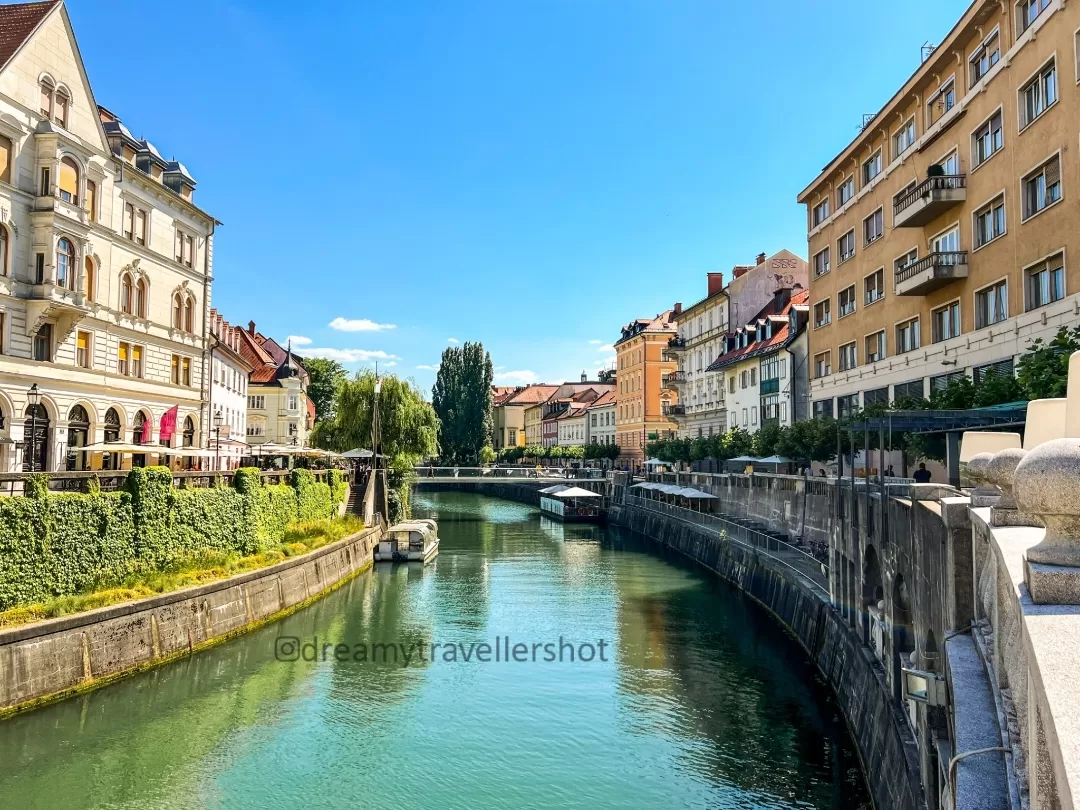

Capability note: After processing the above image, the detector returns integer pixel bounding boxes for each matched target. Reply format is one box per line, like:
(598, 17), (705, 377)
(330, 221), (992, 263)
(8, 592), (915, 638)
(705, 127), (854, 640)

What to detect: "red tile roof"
(705, 290), (809, 372)
(505, 384), (559, 406)
(492, 386), (520, 406)
(586, 390), (616, 408)
(0, 1), (58, 72)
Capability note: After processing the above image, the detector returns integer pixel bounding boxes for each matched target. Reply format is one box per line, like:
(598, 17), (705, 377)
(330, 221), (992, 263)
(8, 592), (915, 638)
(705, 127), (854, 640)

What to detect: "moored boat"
(374, 519), (440, 562)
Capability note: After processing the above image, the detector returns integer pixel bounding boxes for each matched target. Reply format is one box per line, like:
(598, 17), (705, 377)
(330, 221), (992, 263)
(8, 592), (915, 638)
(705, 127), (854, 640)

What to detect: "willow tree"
(431, 342), (494, 463)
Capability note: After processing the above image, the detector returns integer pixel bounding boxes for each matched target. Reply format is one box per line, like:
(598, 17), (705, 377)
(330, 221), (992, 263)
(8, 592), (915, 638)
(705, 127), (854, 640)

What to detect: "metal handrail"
(893, 174), (966, 215)
(895, 251), (968, 285)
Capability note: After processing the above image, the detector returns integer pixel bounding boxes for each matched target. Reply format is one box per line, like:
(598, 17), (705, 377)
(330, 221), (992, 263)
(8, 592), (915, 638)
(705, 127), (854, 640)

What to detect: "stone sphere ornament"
(1014, 438), (1080, 566)
(985, 447), (1028, 509)
(965, 452), (994, 488)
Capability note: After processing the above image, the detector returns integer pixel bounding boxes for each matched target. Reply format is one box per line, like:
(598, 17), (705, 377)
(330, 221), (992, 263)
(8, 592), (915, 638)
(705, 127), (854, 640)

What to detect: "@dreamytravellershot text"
(274, 636), (611, 665)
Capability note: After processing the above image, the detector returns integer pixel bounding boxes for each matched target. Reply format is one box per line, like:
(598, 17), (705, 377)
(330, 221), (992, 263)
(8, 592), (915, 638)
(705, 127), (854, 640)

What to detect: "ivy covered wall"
(0, 467), (348, 611)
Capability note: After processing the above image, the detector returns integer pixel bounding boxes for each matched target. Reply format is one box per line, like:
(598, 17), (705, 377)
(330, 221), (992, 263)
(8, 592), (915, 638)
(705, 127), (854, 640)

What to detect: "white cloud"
(294, 347), (399, 364)
(382, 361), (398, 368)
(596, 344), (615, 354)
(328, 317), (396, 332)
(588, 339), (604, 345)
(447, 337), (459, 344)
(495, 369), (539, 384)
(416, 364), (440, 371)
(285, 335), (312, 346)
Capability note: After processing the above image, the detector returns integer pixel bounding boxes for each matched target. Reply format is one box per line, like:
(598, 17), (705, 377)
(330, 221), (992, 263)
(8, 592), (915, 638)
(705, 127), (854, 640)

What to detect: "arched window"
(136, 278), (147, 318)
(66, 405), (89, 471)
(39, 78), (53, 119)
(133, 411), (149, 443)
(0, 225), (8, 277)
(184, 296), (194, 333)
(85, 179), (96, 222)
(103, 407), (122, 470)
(23, 403), (49, 472)
(182, 416), (195, 447)
(56, 237), (74, 289)
(173, 293), (183, 328)
(59, 156), (78, 204)
(120, 273), (133, 314)
(83, 257), (94, 302)
(54, 89), (68, 128)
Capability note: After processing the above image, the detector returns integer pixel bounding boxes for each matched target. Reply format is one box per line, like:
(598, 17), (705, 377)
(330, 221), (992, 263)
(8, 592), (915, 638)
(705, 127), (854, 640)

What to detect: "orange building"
(614, 311), (678, 469)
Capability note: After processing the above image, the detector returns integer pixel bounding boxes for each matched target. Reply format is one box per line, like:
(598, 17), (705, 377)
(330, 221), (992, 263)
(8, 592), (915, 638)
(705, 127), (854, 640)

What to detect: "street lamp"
(26, 384), (41, 472)
(213, 409), (223, 472)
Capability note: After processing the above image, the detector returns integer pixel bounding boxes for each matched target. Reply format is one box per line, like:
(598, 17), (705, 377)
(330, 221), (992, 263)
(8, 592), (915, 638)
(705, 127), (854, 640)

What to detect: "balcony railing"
(893, 174), (966, 227)
(895, 251), (969, 296)
(667, 336), (687, 350)
(662, 371), (687, 387)
(760, 378), (780, 395)
(662, 404), (686, 417)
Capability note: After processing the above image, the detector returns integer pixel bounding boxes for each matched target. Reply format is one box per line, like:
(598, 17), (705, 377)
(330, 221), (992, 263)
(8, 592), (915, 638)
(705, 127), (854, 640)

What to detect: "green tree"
(723, 427), (755, 459)
(303, 358), (349, 422)
(752, 423), (783, 457)
(432, 342), (495, 463)
(1017, 325), (1080, 399)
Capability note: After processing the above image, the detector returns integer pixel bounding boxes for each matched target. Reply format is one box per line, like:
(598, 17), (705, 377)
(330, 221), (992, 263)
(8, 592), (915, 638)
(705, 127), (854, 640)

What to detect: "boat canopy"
(551, 487), (601, 499)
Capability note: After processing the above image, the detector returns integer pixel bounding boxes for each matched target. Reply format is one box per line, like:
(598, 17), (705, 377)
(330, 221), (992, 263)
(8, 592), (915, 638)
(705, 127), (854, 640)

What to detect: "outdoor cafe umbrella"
(551, 487), (602, 499)
(756, 455), (791, 465)
(729, 455), (760, 463)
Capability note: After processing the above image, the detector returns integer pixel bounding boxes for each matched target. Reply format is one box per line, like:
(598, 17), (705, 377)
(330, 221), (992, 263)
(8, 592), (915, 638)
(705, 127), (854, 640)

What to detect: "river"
(0, 491), (869, 809)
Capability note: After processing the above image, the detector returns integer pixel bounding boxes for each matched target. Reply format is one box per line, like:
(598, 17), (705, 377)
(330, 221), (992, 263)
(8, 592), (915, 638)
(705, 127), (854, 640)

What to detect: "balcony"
(663, 335), (688, 360)
(893, 174), (966, 228)
(760, 378), (780, 395)
(662, 404), (686, 417)
(662, 370), (686, 388)
(895, 251), (968, 296)
(24, 281), (89, 343)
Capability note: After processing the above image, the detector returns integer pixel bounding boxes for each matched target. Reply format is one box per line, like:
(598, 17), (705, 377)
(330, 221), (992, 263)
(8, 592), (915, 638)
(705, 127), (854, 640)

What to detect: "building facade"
(614, 311), (677, 467)
(207, 310), (253, 470)
(491, 386), (524, 450)
(798, 0), (1080, 418)
(585, 390), (616, 445)
(556, 406), (587, 446)
(0, 2), (217, 472)
(238, 323), (312, 451)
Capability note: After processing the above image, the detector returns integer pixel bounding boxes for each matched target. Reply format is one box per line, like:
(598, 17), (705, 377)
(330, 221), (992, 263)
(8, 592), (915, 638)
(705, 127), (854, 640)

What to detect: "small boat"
(374, 519), (440, 563)
(539, 485), (603, 523)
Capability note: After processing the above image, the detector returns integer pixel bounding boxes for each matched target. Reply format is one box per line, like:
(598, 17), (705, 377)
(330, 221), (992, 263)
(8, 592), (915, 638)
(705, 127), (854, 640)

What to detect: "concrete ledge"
(0, 523), (383, 717)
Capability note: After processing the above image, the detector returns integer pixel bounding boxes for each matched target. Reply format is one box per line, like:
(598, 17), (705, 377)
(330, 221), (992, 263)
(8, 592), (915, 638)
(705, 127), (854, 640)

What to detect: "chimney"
(707, 272), (724, 296)
(248, 320), (255, 336)
(756, 252), (766, 265)
(581, 371), (587, 383)
(733, 266), (749, 279)
(673, 302), (682, 316)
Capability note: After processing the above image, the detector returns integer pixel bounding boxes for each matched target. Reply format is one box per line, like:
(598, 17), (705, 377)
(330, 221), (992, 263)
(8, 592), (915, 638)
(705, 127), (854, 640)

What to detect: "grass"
(0, 515), (366, 629)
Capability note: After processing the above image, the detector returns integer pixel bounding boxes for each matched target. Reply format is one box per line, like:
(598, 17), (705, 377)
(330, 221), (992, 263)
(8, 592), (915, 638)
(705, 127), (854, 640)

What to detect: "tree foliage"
(432, 342), (495, 464)
(1016, 325), (1080, 400)
(303, 358), (349, 422)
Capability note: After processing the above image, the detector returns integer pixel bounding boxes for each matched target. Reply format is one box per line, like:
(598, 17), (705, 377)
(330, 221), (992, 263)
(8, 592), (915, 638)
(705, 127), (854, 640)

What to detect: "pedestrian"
(913, 463), (932, 483)
(886, 464), (895, 478)
(818, 468), (827, 477)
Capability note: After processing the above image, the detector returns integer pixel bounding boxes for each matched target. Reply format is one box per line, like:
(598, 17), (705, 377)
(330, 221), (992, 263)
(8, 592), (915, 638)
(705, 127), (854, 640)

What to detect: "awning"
(551, 487), (601, 499)
(643, 458), (667, 466)
(729, 455), (760, 463)
(78, 441), (163, 454)
(756, 455), (790, 464)
(539, 484), (570, 494)
(674, 486), (717, 499)
(342, 448), (384, 459)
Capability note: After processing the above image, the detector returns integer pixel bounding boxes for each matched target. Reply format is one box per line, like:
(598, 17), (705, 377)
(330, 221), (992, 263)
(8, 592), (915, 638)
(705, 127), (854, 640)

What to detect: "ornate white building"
(0, 1), (217, 471)
(208, 310), (252, 470)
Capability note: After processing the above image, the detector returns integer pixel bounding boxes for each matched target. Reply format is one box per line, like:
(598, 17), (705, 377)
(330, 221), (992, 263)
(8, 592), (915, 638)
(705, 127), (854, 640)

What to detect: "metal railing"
(624, 493), (829, 599)
(662, 371), (686, 386)
(662, 404), (686, 416)
(415, 466), (609, 481)
(895, 250), (968, 285)
(893, 174), (966, 216)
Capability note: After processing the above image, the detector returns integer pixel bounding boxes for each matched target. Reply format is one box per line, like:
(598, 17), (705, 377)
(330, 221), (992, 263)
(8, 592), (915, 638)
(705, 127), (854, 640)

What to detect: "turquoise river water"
(0, 491), (870, 809)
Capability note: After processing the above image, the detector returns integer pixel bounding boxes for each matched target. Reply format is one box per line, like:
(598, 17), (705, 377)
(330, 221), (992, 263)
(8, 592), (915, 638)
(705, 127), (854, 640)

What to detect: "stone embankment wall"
(608, 502), (925, 810)
(0, 524), (382, 716)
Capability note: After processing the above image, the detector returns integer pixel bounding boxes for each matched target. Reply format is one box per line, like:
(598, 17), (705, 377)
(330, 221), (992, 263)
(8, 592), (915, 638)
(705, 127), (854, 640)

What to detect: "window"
(35, 253), (44, 284)
(837, 394), (860, 419)
(751, 406), (758, 426)
(184, 296), (194, 333)
(864, 387), (889, 408)
(962, 197), (999, 253)
(55, 237), (74, 289)
(58, 157), (78, 204)
(121, 273), (133, 314)
(894, 380), (924, 402)
(975, 280), (1007, 329)
(182, 357), (191, 386)
(813, 399), (834, 419)
(1020, 60), (1057, 129)
(837, 176), (854, 207)
(838, 230), (855, 263)
(33, 323), (51, 362)
(838, 285), (856, 318)
(39, 167), (50, 196)
(135, 208), (146, 245)
(970, 30), (1000, 86)
(1022, 155), (1061, 220)
(728, 376), (735, 394)
(894, 248), (918, 275)
(865, 331), (886, 363)
(863, 150), (882, 185)
(931, 371), (965, 394)
(135, 278), (147, 318)
(931, 301), (961, 343)
(813, 247), (830, 277)
(123, 203), (133, 240)
(813, 299), (831, 328)
(1018, 0), (1051, 34)
(927, 78), (955, 126)
(54, 89), (68, 128)
(865, 268), (885, 305)
(0, 135), (10, 184)
(896, 317), (920, 353)
(1025, 252), (1065, 311)
(118, 342), (131, 375)
(973, 111), (1003, 167)
(863, 208), (883, 245)
(76, 331), (90, 368)
(814, 352), (831, 378)
(132, 345), (143, 378)
(838, 341), (857, 371)
(0, 226), (7, 276)
(174, 230), (195, 267)
(812, 199), (830, 226)
(893, 117), (916, 159)
(39, 79), (53, 118)
(974, 359), (1015, 385)
(79, 178), (98, 226)
(125, 202), (147, 244)
(173, 293), (183, 329)
(288, 394), (299, 411)
(932, 226), (960, 254)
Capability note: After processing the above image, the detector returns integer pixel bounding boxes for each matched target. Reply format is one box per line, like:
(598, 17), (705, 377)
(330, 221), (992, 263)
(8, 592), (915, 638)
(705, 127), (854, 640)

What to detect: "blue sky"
(69, 0), (968, 392)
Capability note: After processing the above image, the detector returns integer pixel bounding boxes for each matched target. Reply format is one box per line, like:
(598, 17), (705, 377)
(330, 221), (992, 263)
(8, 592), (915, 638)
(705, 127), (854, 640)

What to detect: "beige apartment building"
(798, 0), (1079, 419)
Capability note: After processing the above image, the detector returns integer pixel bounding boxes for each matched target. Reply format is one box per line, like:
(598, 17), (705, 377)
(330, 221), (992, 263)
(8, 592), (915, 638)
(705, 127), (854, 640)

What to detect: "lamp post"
(26, 383), (41, 473)
(213, 409), (223, 472)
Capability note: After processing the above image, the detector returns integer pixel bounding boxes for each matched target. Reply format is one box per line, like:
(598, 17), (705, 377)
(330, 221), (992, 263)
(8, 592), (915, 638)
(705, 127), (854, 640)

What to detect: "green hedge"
(0, 465), (351, 611)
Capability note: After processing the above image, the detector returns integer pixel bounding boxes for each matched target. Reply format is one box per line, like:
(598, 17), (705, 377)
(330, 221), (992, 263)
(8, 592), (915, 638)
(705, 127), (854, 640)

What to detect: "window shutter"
(1045, 157), (1061, 198)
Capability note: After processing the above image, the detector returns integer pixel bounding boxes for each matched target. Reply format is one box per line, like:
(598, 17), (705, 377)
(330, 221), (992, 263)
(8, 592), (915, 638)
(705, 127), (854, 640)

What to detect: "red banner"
(159, 405), (179, 443)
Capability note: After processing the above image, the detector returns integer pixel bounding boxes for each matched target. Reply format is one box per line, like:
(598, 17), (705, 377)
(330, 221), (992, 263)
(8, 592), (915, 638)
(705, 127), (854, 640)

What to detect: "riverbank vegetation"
(496, 444), (621, 463)
(432, 342), (494, 464)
